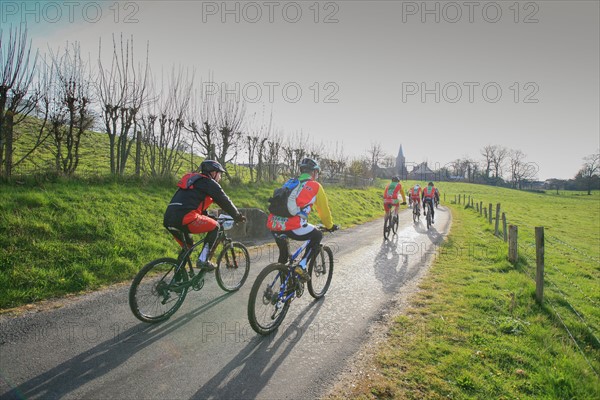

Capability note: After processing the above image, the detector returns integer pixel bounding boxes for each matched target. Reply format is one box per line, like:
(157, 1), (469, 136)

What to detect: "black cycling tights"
(273, 228), (323, 267)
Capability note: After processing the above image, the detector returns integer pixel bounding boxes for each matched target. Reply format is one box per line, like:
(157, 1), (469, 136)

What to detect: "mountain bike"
(424, 200), (434, 230)
(383, 204), (400, 240)
(412, 201), (421, 223)
(129, 214), (250, 323)
(247, 225), (338, 335)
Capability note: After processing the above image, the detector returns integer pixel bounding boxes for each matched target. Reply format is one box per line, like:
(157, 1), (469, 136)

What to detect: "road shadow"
(191, 299), (325, 399)
(373, 237), (411, 294)
(1, 293), (233, 400)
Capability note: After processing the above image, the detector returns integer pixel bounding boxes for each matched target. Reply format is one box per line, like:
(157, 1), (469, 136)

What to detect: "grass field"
(0, 177), (385, 310)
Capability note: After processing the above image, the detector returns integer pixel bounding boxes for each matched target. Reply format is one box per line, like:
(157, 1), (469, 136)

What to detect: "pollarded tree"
(45, 42), (95, 176)
(140, 66), (193, 177)
(187, 75), (218, 161)
(97, 34), (150, 176)
(215, 85), (246, 177)
(0, 25), (38, 179)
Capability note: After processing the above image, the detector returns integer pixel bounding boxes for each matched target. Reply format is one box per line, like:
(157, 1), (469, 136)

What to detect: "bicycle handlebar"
(317, 224), (340, 233)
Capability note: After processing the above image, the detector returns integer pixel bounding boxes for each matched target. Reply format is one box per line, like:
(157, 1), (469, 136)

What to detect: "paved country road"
(0, 206), (451, 400)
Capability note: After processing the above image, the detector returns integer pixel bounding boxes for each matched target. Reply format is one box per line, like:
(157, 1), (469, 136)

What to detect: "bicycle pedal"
(295, 282), (304, 298)
(192, 278), (205, 291)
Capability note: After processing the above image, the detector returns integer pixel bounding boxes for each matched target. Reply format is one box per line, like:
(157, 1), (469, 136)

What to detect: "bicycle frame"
(166, 225), (229, 287)
(269, 235), (311, 305)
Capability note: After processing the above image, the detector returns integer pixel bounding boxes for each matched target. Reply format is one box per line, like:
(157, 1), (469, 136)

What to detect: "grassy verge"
(330, 203), (599, 399)
(0, 178), (385, 310)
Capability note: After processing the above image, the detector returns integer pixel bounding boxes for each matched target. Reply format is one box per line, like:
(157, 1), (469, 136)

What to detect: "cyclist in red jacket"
(421, 181), (437, 223)
(163, 160), (246, 271)
(383, 176), (407, 220)
(409, 184), (422, 213)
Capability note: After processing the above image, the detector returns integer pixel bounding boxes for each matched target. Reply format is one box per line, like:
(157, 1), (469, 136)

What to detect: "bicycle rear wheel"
(248, 263), (292, 335)
(129, 258), (189, 323)
(308, 245), (334, 299)
(216, 242), (250, 292)
(426, 204), (432, 230)
(383, 214), (391, 240)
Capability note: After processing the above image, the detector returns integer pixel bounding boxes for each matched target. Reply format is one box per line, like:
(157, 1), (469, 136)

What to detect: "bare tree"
(491, 145), (508, 179)
(266, 130), (283, 181)
(508, 149), (537, 189)
(97, 34), (149, 176)
(140, 66), (193, 177)
(0, 25), (38, 178)
(244, 108), (272, 182)
(450, 158), (465, 178)
(256, 136), (269, 182)
(281, 131), (308, 176)
(187, 75), (218, 161)
(576, 150), (600, 195)
(481, 145), (495, 178)
(9, 54), (54, 173)
(45, 42), (94, 176)
(215, 84), (246, 176)
(367, 141), (384, 178)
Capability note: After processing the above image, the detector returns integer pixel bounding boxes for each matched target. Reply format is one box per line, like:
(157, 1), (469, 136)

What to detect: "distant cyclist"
(409, 184), (422, 213)
(421, 181), (437, 223)
(383, 176), (407, 219)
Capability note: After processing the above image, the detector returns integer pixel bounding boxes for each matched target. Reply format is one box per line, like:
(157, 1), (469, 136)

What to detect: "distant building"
(396, 145), (408, 179)
(408, 162), (436, 181)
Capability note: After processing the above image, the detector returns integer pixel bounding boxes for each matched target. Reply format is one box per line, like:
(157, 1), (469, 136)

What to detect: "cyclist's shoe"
(294, 266), (310, 282)
(197, 260), (217, 272)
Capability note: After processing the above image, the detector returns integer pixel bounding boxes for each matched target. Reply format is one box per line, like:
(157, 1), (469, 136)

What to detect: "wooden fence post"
(484, 207), (487, 219)
(479, 201), (483, 216)
(494, 203), (501, 236)
(502, 212), (507, 242)
(488, 203), (493, 223)
(535, 227), (545, 304)
(509, 225), (518, 263)
(476, 202), (479, 212)
(463, 194), (466, 205)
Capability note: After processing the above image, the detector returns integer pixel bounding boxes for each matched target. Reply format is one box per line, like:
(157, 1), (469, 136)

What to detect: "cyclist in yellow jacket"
(267, 158), (337, 281)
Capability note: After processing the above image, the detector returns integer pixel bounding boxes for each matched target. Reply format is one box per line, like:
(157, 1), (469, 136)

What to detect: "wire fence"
(452, 193), (600, 377)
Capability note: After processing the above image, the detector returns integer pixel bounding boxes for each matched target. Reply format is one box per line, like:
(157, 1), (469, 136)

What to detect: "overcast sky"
(3, 0), (599, 180)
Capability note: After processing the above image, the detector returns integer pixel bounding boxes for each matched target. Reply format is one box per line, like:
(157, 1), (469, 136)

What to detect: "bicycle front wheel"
(308, 245), (334, 299)
(392, 214), (399, 234)
(248, 263), (291, 335)
(216, 242), (250, 292)
(129, 258), (189, 323)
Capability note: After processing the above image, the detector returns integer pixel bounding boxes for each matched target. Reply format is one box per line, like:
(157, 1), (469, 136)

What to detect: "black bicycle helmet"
(299, 158), (320, 173)
(200, 160), (226, 174)
(392, 176), (400, 182)
(428, 181), (434, 186)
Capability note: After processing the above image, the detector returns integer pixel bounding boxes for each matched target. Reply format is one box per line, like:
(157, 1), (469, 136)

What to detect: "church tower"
(396, 145), (407, 178)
